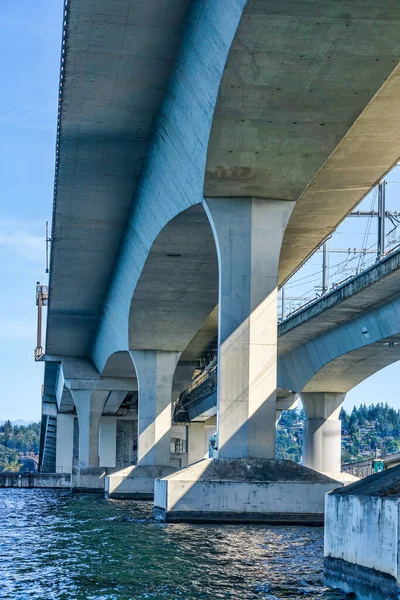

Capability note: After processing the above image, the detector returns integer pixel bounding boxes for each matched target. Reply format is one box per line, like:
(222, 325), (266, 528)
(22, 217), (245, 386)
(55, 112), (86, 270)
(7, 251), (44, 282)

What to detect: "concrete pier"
(70, 387), (109, 492)
(155, 198), (351, 521)
(301, 392), (345, 477)
(0, 473), (71, 489)
(105, 351), (180, 498)
(155, 458), (344, 523)
(324, 465), (400, 599)
(105, 465), (175, 500)
(204, 197), (295, 460)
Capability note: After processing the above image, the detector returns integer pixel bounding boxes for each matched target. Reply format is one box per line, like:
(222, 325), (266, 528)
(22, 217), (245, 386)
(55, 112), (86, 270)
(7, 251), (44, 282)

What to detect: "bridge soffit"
(278, 296), (400, 394)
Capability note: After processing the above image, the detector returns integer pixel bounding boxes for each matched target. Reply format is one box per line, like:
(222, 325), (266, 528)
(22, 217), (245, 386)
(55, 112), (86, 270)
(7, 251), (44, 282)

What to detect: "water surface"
(0, 489), (347, 599)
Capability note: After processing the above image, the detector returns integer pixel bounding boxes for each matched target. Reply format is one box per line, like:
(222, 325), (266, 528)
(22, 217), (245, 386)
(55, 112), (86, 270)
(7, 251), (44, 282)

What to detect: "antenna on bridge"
(45, 221), (51, 274)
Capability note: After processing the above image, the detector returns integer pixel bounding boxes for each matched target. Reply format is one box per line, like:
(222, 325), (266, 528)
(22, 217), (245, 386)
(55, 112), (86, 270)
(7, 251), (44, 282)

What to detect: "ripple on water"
(0, 489), (347, 600)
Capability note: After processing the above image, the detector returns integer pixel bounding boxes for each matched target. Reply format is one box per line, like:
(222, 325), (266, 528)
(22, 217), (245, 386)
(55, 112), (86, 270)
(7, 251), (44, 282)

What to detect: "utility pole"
(35, 282), (48, 361)
(281, 286), (286, 320)
(377, 180), (386, 261)
(45, 221), (51, 274)
(322, 240), (329, 293)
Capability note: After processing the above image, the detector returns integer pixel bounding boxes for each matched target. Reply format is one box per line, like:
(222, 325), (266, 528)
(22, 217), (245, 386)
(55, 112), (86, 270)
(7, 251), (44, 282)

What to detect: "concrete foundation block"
(324, 465), (400, 599)
(105, 465), (176, 500)
(154, 458), (344, 523)
(322, 471), (359, 485)
(71, 467), (106, 493)
(0, 473), (71, 489)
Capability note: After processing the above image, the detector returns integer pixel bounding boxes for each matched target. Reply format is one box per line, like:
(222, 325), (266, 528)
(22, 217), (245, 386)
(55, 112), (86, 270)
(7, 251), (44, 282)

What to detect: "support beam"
(187, 422), (207, 465)
(105, 351), (180, 499)
(69, 387), (108, 492)
(301, 392), (345, 475)
(55, 413), (74, 474)
(131, 350), (180, 467)
(71, 389), (109, 468)
(204, 197), (295, 458)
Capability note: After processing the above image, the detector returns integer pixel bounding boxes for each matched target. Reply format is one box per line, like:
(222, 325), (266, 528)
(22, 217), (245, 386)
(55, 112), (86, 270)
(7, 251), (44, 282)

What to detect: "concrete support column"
(70, 389), (109, 468)
(187, 422), (207, 464)
(204, 197), (295, 459)
(55, 413), (74, 474)
(99, 418), (117, 468)
(301, 392), (345, 474)
(130, 350), (180, 467)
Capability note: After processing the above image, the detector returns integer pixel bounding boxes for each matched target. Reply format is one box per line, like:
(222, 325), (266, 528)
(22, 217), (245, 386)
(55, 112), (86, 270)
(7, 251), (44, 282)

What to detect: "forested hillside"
(0, 421), (40, 472)
(277, 402), (400, 463)
(1, 402), (398, 472)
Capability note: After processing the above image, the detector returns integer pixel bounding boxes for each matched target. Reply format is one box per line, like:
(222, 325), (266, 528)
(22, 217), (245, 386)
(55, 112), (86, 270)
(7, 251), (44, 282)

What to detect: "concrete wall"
(325, 493), (399, 582)
(0, 473), (71, 488)
(156, 477), (337, 520)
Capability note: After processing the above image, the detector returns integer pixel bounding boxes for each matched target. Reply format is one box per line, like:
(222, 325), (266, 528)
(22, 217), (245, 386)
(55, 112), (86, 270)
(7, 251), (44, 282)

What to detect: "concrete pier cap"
(105, 465), (176, 500)
(154, 458), (345, 524)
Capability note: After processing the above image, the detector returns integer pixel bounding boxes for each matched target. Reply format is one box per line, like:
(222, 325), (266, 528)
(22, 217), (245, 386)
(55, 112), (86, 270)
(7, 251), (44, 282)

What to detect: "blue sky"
(0, 1), (63, 421)
(0, 1), (399, 421)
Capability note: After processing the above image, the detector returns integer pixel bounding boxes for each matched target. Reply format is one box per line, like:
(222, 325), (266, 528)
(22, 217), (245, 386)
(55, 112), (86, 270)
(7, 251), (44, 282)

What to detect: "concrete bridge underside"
(48, 0), (400, 370)
(42, 0), (400, 519)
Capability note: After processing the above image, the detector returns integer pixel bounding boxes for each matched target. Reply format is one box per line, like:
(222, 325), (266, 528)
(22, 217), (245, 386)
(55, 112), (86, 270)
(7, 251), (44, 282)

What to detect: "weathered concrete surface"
(0, 473), (71, 489)
(47, 0), (193, 357)
(206, 1), (400, 283)
(155, 458), (343, 523)
(105, 465), (176, 500)
(46, 0), (400, 371)
(324, 466), (400, 599)
(71, 467), (106, 493)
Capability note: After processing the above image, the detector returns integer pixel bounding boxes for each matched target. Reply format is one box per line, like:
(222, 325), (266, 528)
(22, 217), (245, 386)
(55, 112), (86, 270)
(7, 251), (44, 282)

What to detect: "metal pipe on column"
(377, 181), (386, 261)
(281, 286), (286, 320)
(322, 241), (329, 294)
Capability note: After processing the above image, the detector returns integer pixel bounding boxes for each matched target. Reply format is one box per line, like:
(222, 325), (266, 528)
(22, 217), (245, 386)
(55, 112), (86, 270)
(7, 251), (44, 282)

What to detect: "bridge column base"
(105, 465), (176, 500)
(71, 467), (106, 493)
(154, 458), (344, 523)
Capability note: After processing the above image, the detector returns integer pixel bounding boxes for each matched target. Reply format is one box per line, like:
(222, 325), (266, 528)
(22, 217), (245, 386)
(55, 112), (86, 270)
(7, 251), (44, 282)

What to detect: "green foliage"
(277, 402), (400, 465)
(341, 402), (400, 461)
(0, 421), (40, 472)
(276, 410), (303, 463)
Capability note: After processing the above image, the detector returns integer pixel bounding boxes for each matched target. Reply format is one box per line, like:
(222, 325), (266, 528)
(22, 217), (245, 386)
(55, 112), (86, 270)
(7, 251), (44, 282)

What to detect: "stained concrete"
(155, 458), (343, 523)
(325, 467), (400, 600)
(325, 466), (400, 598)
(0, 473), (71, 489)
(71, 467), (106, 493)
